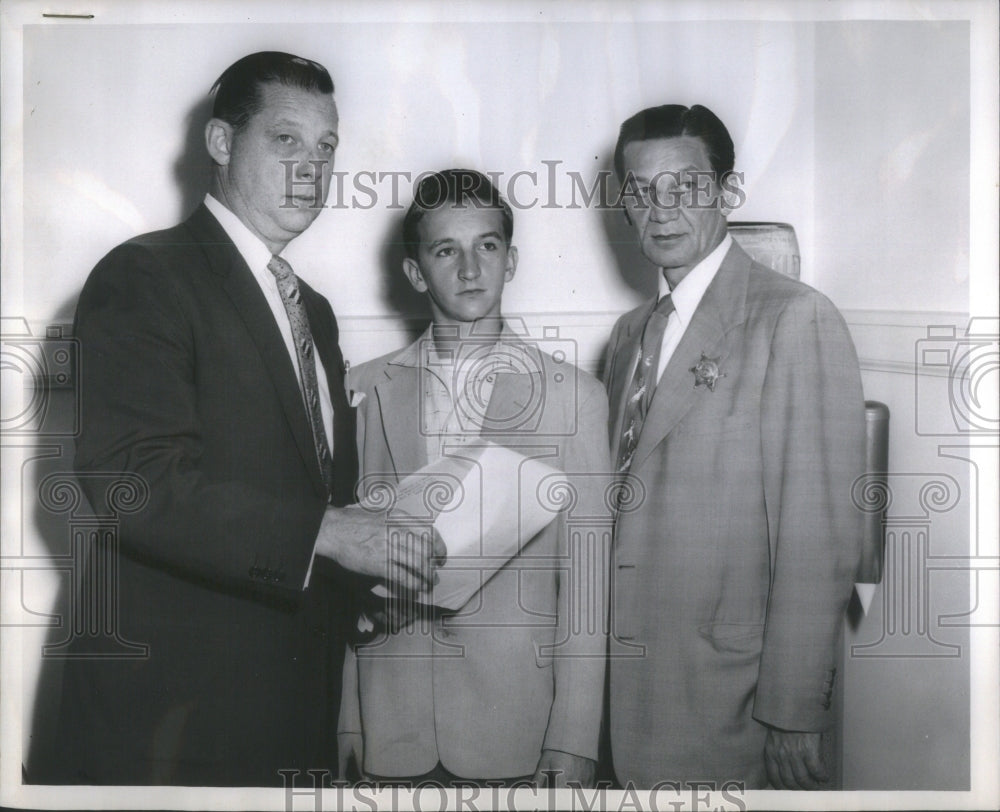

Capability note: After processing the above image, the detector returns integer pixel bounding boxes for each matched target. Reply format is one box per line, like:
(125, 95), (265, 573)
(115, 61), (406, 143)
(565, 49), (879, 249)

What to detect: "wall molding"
(840, 309), (973, 379)
(338, 308), (975, 380)
(23, 308), (974, 386)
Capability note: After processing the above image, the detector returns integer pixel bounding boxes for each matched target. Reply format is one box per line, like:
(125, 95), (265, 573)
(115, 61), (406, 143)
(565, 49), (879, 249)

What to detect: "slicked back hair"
(613, 104), (735, 183)
(210, 51), (334, 132)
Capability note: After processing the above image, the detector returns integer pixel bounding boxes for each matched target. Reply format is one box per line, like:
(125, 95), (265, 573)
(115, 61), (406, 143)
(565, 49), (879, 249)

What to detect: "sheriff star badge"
(690, 354), (726, 391)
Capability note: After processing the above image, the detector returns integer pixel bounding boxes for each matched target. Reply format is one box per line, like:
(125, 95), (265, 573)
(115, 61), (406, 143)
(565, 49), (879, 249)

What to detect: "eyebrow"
(633, 165), (704, 182)
(425, 231), (504, 251)
(268, 119), (339, 139)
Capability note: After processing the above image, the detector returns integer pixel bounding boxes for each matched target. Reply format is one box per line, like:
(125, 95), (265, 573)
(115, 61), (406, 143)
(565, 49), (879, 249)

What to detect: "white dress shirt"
(653, 233), (732, 383)
(387, 324), (506, 465)
(204, 194), (334, 448)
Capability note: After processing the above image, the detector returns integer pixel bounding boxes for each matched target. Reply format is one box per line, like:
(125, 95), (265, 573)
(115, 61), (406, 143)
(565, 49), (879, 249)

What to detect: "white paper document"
(368, 442), (567, 610)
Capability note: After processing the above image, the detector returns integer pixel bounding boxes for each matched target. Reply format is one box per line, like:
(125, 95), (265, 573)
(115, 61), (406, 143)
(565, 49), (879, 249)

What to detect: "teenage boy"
(338, 169), (610, 788)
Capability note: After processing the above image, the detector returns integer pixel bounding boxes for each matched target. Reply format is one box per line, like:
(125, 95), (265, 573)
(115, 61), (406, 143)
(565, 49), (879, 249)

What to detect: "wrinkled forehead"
(622, 135), (713, 176)
(252, 81), (339, 127)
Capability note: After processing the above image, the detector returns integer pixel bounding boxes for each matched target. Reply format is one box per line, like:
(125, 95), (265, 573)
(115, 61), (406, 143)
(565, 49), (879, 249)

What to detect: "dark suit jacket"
(34, 204), (358, 785)
(604, 241), (865, 787)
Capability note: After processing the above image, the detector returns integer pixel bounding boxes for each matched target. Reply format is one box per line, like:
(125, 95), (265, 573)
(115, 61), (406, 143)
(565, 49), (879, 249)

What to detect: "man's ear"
(205, 118), (234, 166)
(504, 245), (518, 283)
(718, 170), (747, 217)
(402, 257), (428, 293)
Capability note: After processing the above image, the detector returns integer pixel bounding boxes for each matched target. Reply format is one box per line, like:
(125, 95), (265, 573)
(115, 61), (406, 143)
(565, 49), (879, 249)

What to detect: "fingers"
(775, 749), (799, 789)
(764, 744), (783, 789)
(764, 729), (827, 790)
(787, 749), (819, 790)
(532, 752), (596, 789)
(386, 560), (430, 594)
(430, 528), (448, 565)
(386, 527), (440, 592)
(803, 738), (830, 786)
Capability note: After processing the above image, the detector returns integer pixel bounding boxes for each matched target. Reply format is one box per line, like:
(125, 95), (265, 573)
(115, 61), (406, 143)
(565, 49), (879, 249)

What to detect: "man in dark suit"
(30, 51), (441, 787)
(603, 104), (865, 790)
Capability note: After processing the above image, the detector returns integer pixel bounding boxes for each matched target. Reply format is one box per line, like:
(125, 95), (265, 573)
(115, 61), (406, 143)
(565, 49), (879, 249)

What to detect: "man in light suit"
(30, 52), (441, 786)
(338, 170), (609, 787)
(604, 105), (865, 790)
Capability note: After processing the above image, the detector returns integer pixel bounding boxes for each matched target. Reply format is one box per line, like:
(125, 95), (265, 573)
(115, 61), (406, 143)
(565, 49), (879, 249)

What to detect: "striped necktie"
(268, 255), (335, 497)
(616, 294), (675, 473)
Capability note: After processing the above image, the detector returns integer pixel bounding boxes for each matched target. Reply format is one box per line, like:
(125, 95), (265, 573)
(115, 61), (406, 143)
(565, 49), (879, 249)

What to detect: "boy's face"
(403, 204), (517, 327)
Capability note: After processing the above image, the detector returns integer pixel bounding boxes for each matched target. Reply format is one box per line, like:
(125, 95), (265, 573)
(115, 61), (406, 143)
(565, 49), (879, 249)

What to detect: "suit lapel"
(630, 242), (751, 473)
(479, 337), (545, 438)
(186, 205), (327, 497)
(373, 365), (424, 479)
(481, 370), (541, 439)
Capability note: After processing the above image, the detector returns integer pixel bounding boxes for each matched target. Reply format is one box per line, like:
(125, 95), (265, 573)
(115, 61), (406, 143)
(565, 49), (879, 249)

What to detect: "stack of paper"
(367, 442), (566, 610)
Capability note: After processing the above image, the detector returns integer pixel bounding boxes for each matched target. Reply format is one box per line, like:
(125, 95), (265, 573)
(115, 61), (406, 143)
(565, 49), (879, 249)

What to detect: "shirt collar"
(203, 194), (276, 279)
(657, 232), (732, 327)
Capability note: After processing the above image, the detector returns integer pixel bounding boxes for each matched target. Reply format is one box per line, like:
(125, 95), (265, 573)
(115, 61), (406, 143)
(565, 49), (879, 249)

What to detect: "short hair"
(210, 51), (334, 131)
(402, 169), (514, 259)
(613, 104), (735, 183)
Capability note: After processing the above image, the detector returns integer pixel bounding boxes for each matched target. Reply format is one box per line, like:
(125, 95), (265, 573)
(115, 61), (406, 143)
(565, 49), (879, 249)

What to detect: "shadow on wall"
(22, 390), (83, 782)
(377, 207), (433, 347)
(173, 95), (215, 224)
(592, 148), (656, 381)
(597, 149), (657, 303)
(27, 96), (214, 780)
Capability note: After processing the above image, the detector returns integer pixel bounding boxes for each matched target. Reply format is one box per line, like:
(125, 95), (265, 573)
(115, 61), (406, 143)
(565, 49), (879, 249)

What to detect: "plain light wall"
(6, 14), (981, 794)
(814, 21), (970, 313)
(19, 20), (816, 368)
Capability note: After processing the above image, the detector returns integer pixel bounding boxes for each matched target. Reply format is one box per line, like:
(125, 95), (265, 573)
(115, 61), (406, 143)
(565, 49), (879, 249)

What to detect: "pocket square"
(350, 390), (366, 408)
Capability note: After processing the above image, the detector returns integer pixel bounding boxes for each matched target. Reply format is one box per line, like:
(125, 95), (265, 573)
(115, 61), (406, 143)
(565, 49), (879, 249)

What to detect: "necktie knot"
(268, 255), (294, 282)
(654, 293), (675, 318)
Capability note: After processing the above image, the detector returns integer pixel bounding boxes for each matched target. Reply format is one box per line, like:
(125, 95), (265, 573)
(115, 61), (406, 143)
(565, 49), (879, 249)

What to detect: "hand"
(367, 588), (428, 634)
(764, 727), (829, 790)
(532, 750), (596, 788)
(315, 505), (446, 593)
(337, 731), (364, 782)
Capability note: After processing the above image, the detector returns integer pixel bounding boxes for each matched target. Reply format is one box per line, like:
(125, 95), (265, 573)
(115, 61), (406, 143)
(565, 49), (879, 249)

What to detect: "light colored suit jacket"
(605, 241), (865, 788)
(340, 329), (610, 779)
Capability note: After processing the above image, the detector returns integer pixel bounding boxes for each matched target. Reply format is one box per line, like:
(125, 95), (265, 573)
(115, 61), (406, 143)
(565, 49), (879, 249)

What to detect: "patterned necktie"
(268, 255), (335, 497)
(616, 294), (675, 473)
